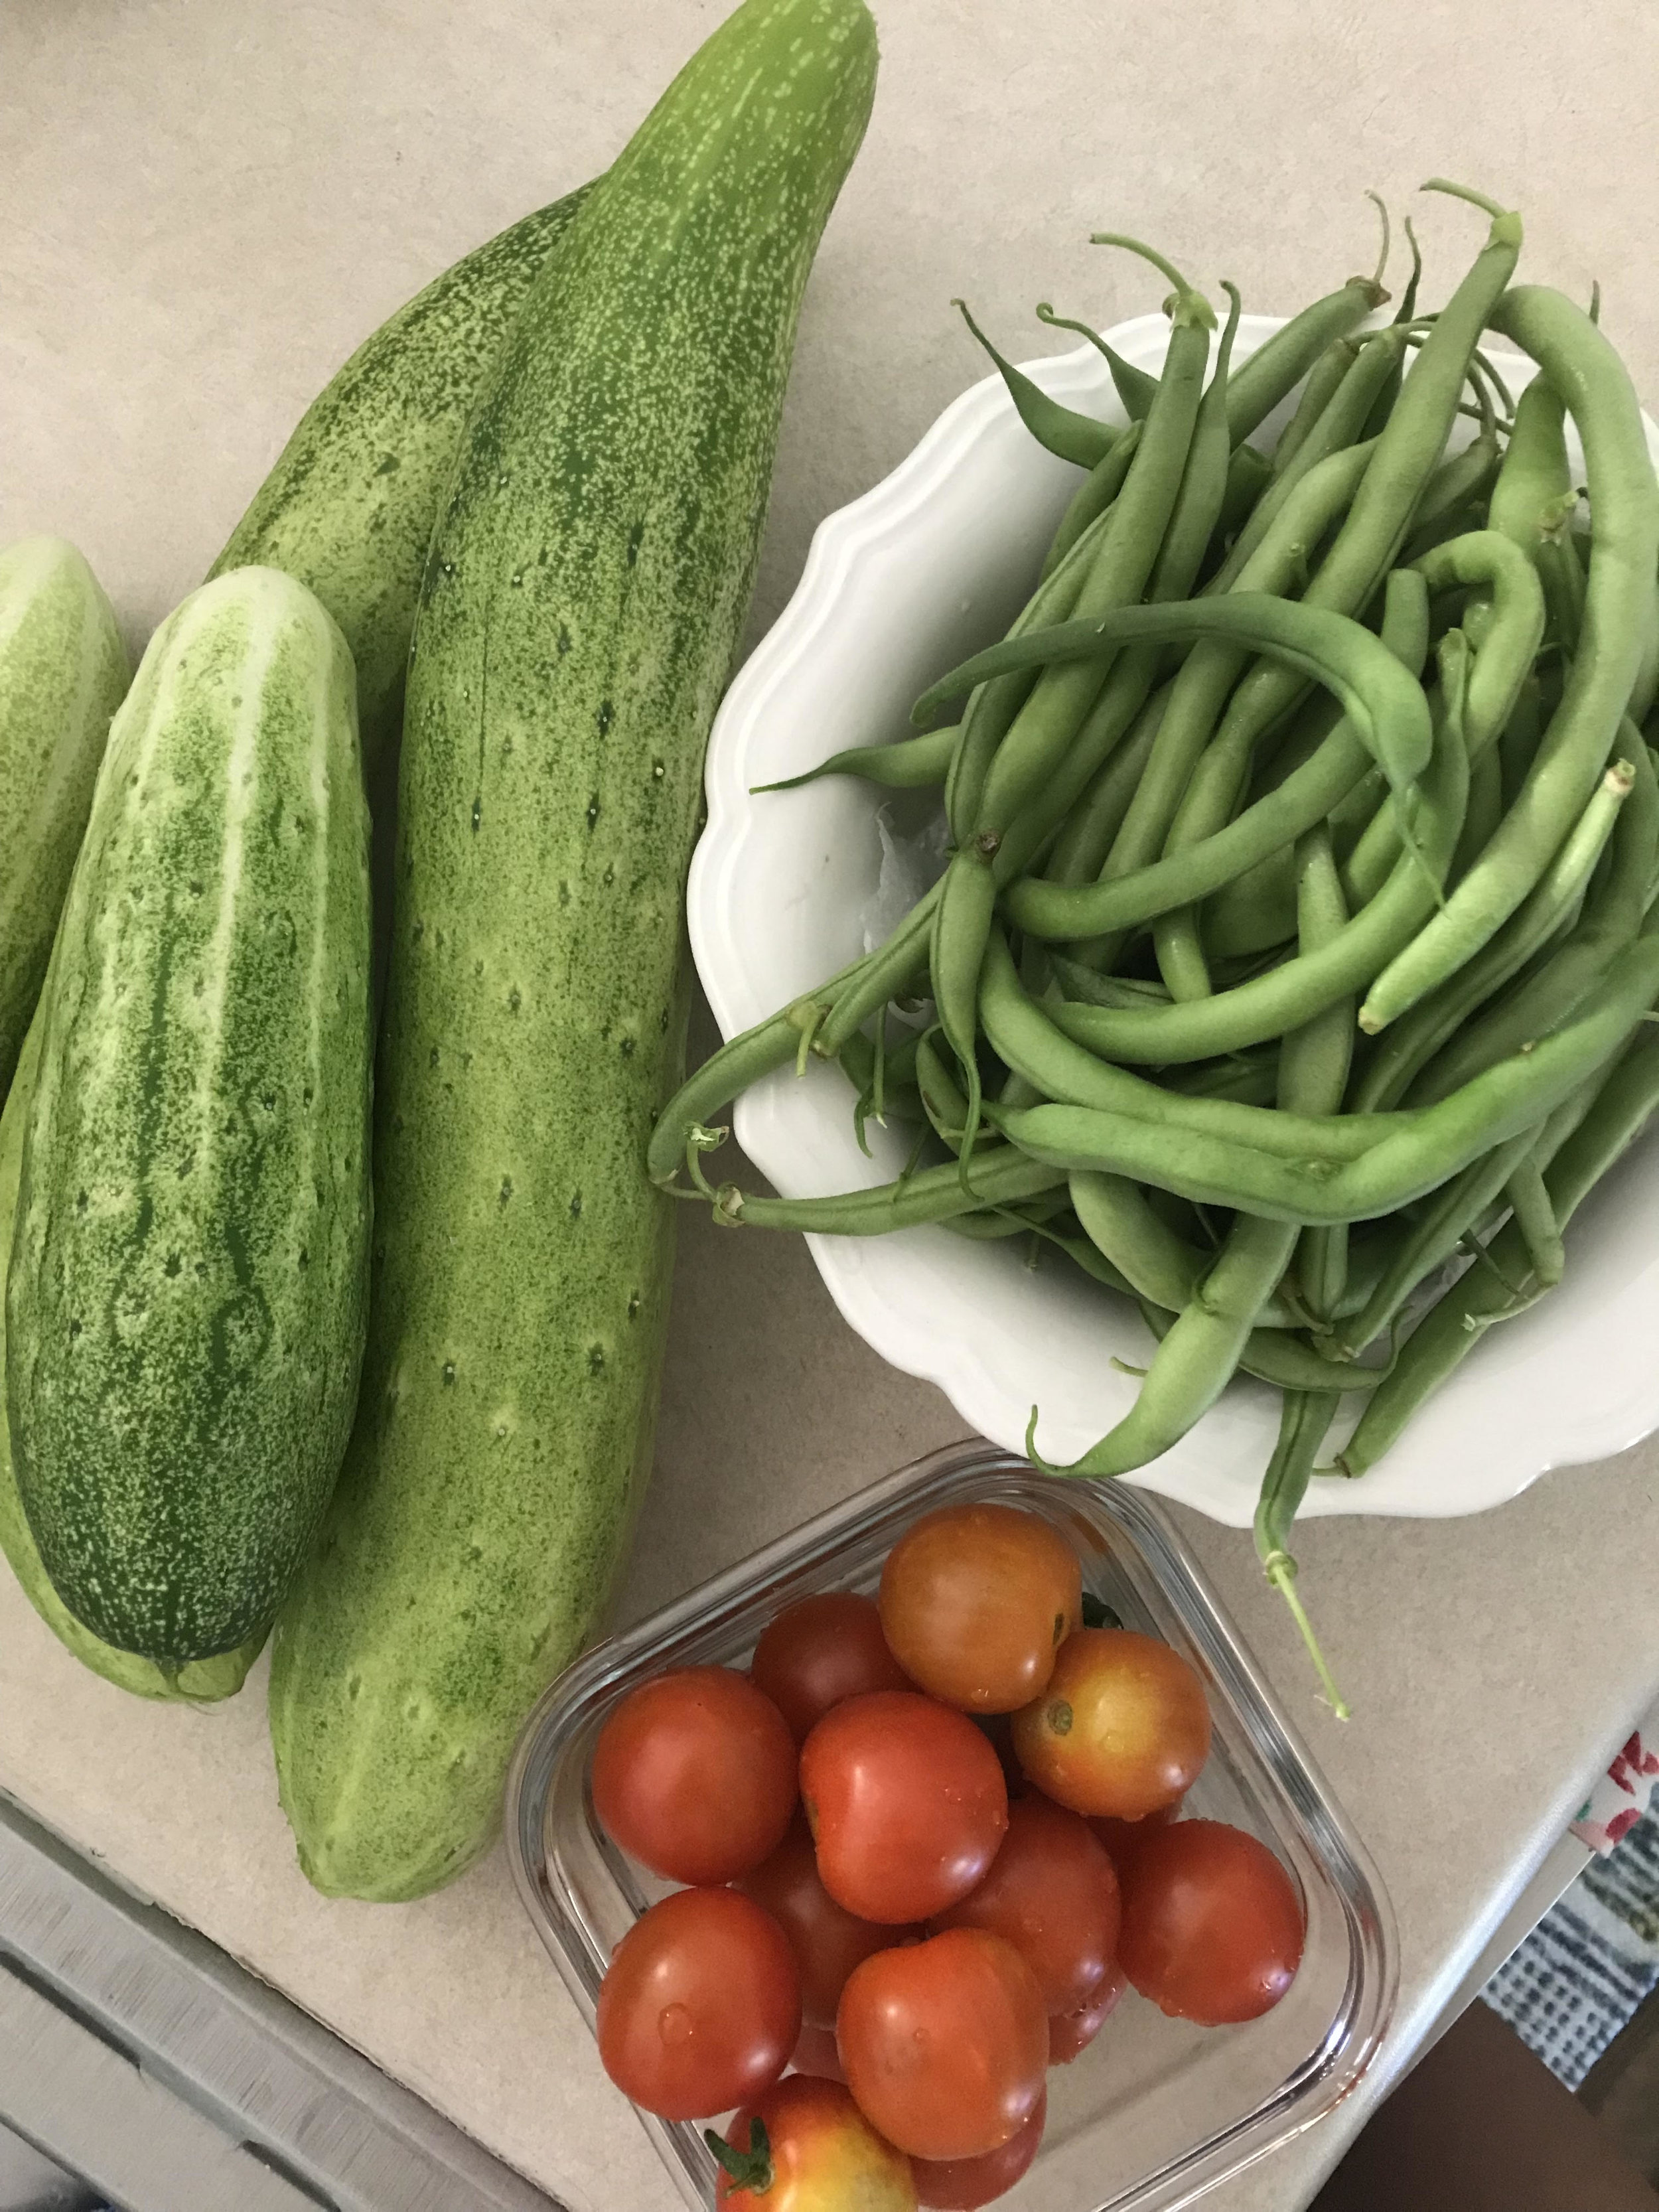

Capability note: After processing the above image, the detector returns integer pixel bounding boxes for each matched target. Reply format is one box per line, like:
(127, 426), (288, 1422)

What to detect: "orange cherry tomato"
(910, 2089), (1046, 2209)
(742, 1814), (914, 2026)
(1090, 1798), (1182, 1882)
(1048, 1966), (1126, 2063)
(836, 1929), (1047, 2163)
(597, 1888), (800, 2120)
(1011, 1629), (1209, 1818)
(932, 1794), (1120, 2014)
(801, 1692), (1008, 1923)
(879, 1505), (1082, 1713)
(1118, 1818), (1305, 2025)
(751, 1591), (911, 1743)
(715, 2075), (916, 2211)
(591, 1666), (797, 1884)
(790, 2020), (847, 2084)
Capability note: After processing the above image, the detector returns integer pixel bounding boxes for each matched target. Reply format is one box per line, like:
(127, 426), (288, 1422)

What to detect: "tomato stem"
(705, 2117), (774, 2195)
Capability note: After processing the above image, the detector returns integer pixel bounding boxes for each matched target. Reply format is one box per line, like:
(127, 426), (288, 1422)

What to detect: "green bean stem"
(1254, 1388), (1349, 1716)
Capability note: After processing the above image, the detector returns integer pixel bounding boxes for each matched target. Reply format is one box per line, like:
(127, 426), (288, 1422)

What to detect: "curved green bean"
(754, 722), (958, 794)
(1035, 301), (1159, 422)
(954, 297), (1121, 469)
(709, 1141), (1066, 1232)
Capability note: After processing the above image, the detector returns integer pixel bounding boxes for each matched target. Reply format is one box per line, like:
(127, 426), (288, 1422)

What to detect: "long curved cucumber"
(7, 567), (372, 1662)
(269, 0), (879, 1901)
(0, 538), (129, 1100)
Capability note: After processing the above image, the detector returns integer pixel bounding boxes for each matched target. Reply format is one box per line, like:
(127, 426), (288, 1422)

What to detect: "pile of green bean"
(652, 182), (1659, 1708)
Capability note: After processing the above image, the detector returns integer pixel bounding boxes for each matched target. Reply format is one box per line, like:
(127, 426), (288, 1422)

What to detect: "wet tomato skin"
(715, 2075), (916, 2211)
(1090, 1798), (1182, 1882)
(801, 1691), (1008, 1924)
(836, 1928), (1048, 2164)
(597, 1888), (800, 2120)
(1048, 1966), (1127, 2063)
(1118, 1818), (1305, 2025)
(742, 1814), (913, 2025)
(879, 1505), (1082, 1714)
(910, 2089), (1046, 2209)
(932, 1793), (1120, 2014)
(751, 1592), (912, 1744)
(1012, 1630), (1210, 1819)
(591, 1666), (797, 1884)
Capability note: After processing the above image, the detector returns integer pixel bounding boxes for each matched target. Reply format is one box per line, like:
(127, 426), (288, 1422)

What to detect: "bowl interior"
(688, 312), (1659, 1526)
(506, 1443), (1396, 2212)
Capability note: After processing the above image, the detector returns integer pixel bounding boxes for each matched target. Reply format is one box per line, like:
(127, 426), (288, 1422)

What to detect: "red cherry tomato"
(1118, 1819), (1305, 2025)
(932, 1794), (1119, 2014)
(1090, 1798), (1181, 1882)
(910, 2089), (1046, 2209)
(742, 1814), (914, 2025)
(1048, 1966), (1126, 2063)
(790, 2020), (847, 2085)
(801, 1692), (1008, 1923)
(836, 1929), (1047, 2163)
(879, 1505), (1082, 1713)
(715, 2075), (916, 2211)
(1012, 1630), (1210, 1818)
(751, 1592), (911, 1743)
(597, 1888), (800, 2119)
(591, 1666), (796, 1884)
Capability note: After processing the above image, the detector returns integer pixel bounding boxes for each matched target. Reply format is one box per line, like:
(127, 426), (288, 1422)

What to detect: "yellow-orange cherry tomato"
(715, 2074), (916, 2211)
(1011, 1629), (1209, 1818)
(879, 1505), (1082, 1713)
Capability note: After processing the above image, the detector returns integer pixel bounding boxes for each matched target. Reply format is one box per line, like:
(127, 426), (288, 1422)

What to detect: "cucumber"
(0, 1007), (262, 1700)
(0, 538), (129, 1101)
(7, 567), (372, 1662)
(269, 0), (878, 1901)
(209, 186), (592, 784)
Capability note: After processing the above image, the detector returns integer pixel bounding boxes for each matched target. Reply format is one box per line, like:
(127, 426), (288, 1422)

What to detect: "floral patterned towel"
(1572, 1709), (1659, 1854)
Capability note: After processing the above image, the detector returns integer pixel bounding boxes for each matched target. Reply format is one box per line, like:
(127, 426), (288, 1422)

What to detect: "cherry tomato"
(742, 1814), (914, 2025)
(591, 1666), (796, 1884)
(1090, 1798), (1181, 1882)
(1048, 1966), (1126, 2064)
(790, 2020), (847, 2084)
(932, 1795), (1120, 2014)
(1118, 1818), (1305, 2025)
(801, 1692), (1008, 1923)
(836, 1929), (1047, 2163)
(1011, 1629), (1209, 1818)
(751, 1591), (911, 1743)
(715, 2075), (916, 2211)
(597, 1888), (800, 2119)
(910, 2090), (1046, 2209)
(879, 1505), (1081, 1713)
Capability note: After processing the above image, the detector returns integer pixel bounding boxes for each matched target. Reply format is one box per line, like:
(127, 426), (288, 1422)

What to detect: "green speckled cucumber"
(7, 567), (372, 1662)
(0, 537), (129, 1100)
(269, 0), (878, 1901)
(0, 1007), (262, 1700)
(209, 185), (593, 784)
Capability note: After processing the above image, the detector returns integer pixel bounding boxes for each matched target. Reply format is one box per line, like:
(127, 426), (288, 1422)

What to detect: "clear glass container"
(504, 1443), (1397, 2211)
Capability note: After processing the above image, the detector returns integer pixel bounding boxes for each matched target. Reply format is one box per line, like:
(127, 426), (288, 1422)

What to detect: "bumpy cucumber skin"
(0, 1011), (262, 1700)
(0, 538), (129, 1101)
(209, 188), (592, 783)
(7, 567), (372, 1662)
(269, 0), (879, 1902)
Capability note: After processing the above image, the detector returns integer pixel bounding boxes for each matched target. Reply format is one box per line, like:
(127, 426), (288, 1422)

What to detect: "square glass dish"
(504, 1442), (1397, 2212)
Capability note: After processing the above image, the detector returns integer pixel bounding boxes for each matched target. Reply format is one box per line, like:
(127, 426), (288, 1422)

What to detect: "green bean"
(1353, 754), (1635, 1113)
(1504, 1153), (1565, 1286)
(914, 1027), (997, 1154)
(816, 877), (940, 1057)
(1068, 1169), (1325, 1329)
(1360, 284), (1659, 1033)
(953, 297), (1121, 469)
(1254, 1387), (1348, 1715)
(1496, 674), (1546, 812)
(1029, 1209), (1301, 1476)
(1281, 826), (1356, 1316)
(1407, 728), (1658, 1103)
(1035, 301), (1159, 423)
(1450, 733), (1504, 886)
(1137, 1298), (1388, 1393)
(1041, 422), (1141, 580)
(709, 1140), (1066, 1233)
(997, 907), (1659, 1225)
(1216, 445), (1273, 543)
(1218, 329), (1411, 593)
(1162, 1045), (1279, 1106)
(1338, 1027), (1659, 1474)
(929, 845), (997, 1163)
(1397, 380), (1502, 564)
(1538, 517), (1587, 658)
(1222, 269), (1389, 446)
(1270, 339), (1357, 479)
(753, 723), (958, 794)
(1488, 376), (1573, 553)
(1040, 683), (1170, 887)
(1049, 962), (1173, 1009)
(1411, 532), (1548, 755)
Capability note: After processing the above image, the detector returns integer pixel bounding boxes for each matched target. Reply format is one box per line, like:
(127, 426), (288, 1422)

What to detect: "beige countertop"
(5, 3), (1659, 2208)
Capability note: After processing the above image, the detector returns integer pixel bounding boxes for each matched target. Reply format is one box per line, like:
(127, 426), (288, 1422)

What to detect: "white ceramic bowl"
(687, 312), (1659, 1525)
